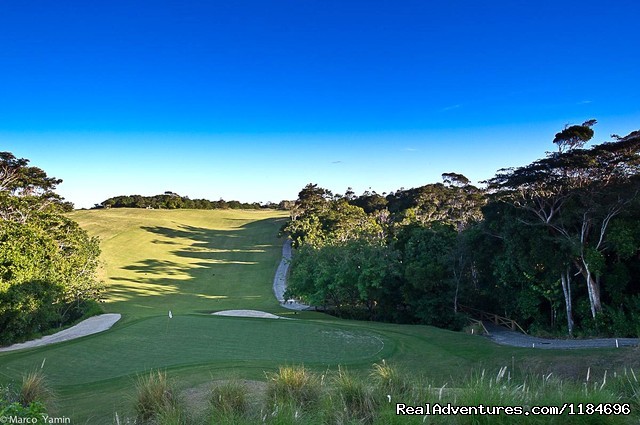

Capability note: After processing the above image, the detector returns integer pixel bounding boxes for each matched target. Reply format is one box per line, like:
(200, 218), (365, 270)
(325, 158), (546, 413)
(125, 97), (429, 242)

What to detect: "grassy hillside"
(0, 209), (637, 423)
(71, 208), (289, 319)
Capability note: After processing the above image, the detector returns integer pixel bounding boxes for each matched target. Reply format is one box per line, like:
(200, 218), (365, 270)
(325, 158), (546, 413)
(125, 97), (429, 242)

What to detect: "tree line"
(97, 193), (288, 210)
(0, 153), (103, 344)
(283, 122), (640, 336)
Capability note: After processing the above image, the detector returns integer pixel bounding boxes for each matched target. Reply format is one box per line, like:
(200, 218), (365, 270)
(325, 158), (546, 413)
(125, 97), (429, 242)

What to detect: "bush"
(1, 378), (49, 422)
(0, 211), (102, 345)
(0, 400), (48, 422)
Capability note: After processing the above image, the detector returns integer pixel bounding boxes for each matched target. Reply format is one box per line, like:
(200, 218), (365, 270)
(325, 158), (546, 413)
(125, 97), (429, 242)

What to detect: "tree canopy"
(0, 152), (102, 344)
(283, 124), (640, 337)
(97, 193), (274, 210)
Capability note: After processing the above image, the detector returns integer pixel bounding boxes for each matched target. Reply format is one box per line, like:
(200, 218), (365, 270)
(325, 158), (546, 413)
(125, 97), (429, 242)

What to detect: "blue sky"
(1, 0), (638, 208)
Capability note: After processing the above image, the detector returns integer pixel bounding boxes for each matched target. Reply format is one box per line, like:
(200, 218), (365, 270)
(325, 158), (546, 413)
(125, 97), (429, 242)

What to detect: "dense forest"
(0, 153), (103, 344)
(284, 122), (640, 337)
(97, 193), (286, 210)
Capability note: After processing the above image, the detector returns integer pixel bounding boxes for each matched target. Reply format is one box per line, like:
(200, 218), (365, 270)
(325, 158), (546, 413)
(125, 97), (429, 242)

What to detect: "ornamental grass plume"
(20, 370), (52, 407)
(135, 370), (181, 423)
(210, 381), (249, 418)
(370, 360), (410, 398)
(265, 365), (320, 409)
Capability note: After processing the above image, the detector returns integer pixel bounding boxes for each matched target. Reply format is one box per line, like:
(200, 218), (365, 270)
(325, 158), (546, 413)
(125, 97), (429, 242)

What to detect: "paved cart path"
(484, 322), (639, 349)
(273, 239), (311, 311)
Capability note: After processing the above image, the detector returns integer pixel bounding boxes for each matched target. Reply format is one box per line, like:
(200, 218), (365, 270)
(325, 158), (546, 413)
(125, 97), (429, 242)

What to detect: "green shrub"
(0, 400), (48, 422)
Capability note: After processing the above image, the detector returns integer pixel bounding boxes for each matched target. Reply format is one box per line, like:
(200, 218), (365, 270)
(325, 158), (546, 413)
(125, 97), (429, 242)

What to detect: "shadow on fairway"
(106, 217), (288, 316)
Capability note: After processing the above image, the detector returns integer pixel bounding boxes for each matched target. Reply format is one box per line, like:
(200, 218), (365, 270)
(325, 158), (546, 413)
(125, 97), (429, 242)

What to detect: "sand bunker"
(212, 310), (284, 319)
(0, 313), (122, 352)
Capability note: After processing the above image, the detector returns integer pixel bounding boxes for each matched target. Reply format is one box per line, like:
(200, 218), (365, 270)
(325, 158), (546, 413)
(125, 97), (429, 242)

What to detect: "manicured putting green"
(0, 315), (389, 386)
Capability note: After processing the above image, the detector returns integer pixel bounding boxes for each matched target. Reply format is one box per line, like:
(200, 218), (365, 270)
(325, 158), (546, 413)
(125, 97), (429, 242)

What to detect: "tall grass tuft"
(135, 370), (182, 423)
(329, 366), (376, 424)
(370, 360), (409, 400)
(453, 368), (529, 425)
(154, 406), (190, 425)
(265, 365), (320, 409)
(608, 368), (640, 412)
(449, 368), (631, 425)
(210, 381), (249, 419)
(20, 370), (52, 407)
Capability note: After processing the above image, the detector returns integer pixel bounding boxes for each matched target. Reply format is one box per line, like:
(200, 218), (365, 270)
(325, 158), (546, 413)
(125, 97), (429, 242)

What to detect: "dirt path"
(484, 323), (639, 349)
(273, 239), (311, 311)
(0, 314), (122, 352)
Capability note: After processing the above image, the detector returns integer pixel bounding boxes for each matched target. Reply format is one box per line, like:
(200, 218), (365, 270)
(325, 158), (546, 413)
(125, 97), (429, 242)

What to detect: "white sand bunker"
(212, 310), (284, 319)
(0, 313), (122, 352)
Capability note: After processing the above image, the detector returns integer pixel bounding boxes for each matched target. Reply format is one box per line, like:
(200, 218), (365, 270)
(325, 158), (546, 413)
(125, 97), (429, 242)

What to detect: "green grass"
(0, 316), (390, 387)
(0, 208), (638, 423)
(210, 380), (249, 419)
(134, 369), (180, 423)
(267, 365), (321, 408)
(70, 208), (290, 320)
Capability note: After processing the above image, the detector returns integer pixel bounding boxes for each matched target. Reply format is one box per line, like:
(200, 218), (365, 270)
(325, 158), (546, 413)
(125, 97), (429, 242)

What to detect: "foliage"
(210, 381), (249, 418)
(0, 152), (102, 344)
(20, 370), (52, 407)
(286, 192), (383, 248)
(329, 367), (376, 424)
(370, 360), (410, 398)
(265, 366), (320, 409)
(135, 370), (181, 423)
(98, 191), (283, 210)
(396, 223), (466, 328)
(0, 372), (50, 422)
(284, 125), (640, 337)
(385, 179), (485, 231)
(484, 127), (640, 333)
(287, 239), (401, 319)
(284, 175), (482, 328)
(148, 363), (640, 424)
(0, 400), (48, 422)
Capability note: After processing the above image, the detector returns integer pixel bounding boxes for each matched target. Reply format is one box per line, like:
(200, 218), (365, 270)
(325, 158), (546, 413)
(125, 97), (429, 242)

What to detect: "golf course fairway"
(1, 208), (638, 423)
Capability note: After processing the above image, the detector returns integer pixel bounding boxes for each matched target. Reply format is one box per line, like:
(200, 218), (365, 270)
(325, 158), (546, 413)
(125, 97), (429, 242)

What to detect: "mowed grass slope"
(0, 208), (638, 423)
(71, 208), (290, 319)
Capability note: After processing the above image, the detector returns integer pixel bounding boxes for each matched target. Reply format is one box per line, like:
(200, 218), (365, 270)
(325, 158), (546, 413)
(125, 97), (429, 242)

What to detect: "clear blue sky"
(1, 0), (638, 208)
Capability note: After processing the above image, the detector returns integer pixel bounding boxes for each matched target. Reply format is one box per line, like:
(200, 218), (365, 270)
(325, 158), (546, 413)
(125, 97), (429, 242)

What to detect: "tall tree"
(487, 125), (640, 328)
(0, 152), (102, 344)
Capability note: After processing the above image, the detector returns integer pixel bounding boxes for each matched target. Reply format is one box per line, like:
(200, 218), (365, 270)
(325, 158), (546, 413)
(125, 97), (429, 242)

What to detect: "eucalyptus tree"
(285, 184), (382, 247)
(386, 176), (485, 232)
(487, 125), (640, 332)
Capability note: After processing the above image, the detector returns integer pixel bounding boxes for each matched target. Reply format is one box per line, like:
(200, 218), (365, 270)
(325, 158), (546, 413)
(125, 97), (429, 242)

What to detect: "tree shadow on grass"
(107, 217), (288, 313)
(122, 258), (194, 276)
